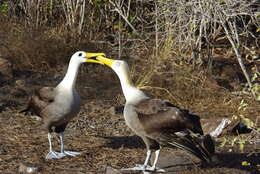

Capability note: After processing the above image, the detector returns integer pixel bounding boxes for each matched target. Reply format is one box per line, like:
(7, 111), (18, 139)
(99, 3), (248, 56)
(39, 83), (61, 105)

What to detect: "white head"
(111, 60), (133, 85)
(96, 56), (148, 103)
(96, 57), (132, 85)
(70, 51), (106, 64)
(57, 51), (105, 89)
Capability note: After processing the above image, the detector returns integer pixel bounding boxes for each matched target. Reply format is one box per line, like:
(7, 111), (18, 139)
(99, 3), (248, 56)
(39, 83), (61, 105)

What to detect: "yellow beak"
(96, 56), (115, 67)
(84, 52), (106, 64)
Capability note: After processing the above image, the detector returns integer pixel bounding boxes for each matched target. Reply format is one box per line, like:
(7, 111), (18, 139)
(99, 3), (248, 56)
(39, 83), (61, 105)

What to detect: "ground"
(0, 63), (259, 174)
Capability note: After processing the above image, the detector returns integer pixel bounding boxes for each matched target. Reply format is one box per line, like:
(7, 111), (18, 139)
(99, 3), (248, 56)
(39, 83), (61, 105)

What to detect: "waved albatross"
(96, 56), (215, 172)
(22, 51), (105, 159)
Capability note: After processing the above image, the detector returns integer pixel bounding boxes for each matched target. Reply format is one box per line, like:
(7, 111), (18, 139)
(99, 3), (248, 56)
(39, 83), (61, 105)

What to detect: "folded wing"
(136, 98), (215, 162)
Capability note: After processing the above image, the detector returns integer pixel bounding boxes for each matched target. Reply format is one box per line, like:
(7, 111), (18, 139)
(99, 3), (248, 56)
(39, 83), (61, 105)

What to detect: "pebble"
(18, 162), (42, 173)
(15, 80), (26, 88)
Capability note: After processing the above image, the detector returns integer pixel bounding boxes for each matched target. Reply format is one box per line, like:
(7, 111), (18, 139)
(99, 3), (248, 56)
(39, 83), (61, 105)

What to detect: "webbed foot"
(121, 164), (148, 171)
(145, 165), (166, 172)
(62, 150), (80, 157)
(121, 164), (165, 173)
(46, 151), (66, 159)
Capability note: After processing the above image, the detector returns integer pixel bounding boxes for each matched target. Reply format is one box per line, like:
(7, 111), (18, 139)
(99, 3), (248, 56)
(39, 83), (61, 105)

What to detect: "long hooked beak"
(96, 56), (115, 67)
(84, 52), (106, 64)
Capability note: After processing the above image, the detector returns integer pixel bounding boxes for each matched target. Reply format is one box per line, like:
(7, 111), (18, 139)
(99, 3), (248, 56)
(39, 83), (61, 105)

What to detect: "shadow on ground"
(161, 152), (260, 174)
(212, 152), (260, 174)
(100, 135), (260, 173)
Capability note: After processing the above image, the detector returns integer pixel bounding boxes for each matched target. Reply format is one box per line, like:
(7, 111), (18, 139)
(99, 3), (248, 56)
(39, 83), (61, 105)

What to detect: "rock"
(209, 118), (232, 137)
(201, 118), (253, 138)
(104, 151), (196, 174)
(18, 162), (42, 173)
(200, 118), (232, 137)
(151, 151), (200, 174)
(105, 166), (123, 174)
(201, 118), (229, 136)
(0, 58), (13, 79)
(15, 80), (26, 88)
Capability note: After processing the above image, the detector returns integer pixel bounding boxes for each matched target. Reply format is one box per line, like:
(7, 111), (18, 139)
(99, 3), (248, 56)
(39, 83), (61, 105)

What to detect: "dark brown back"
(135, 99), (204, 135)
(25, 87), (56, 116)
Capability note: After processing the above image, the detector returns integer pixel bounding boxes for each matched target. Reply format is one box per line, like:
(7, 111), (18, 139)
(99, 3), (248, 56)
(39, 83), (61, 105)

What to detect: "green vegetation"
(0, 1), (9, 14)
(220, 99), (259, 153)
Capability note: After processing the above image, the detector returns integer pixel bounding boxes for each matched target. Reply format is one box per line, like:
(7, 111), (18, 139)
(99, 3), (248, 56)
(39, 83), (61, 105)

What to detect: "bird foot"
(121, 164), (148, 171)
(46, 151), (66, 159)
(121, 164), (165, 172)
(62, 150), (80, 157)
(145, 166), (166, 172)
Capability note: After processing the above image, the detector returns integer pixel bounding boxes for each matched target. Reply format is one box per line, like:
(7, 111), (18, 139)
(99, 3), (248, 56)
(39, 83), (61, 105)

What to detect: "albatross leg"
(121, 150), (153, 171)
(146, 149), (166, 172)
(60, 132), (80, 157)
(46, 133), (65, 159)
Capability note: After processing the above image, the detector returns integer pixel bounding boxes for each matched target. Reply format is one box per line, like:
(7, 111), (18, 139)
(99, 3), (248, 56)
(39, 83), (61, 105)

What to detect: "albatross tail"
(166, 132), (215, 163)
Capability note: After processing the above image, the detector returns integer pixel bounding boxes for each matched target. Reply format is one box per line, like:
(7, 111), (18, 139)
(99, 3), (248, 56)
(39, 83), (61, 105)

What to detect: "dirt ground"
(0, 64), (259, 174)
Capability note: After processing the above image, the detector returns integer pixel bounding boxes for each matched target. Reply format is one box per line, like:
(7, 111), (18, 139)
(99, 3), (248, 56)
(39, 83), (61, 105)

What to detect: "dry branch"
(157, 0), (260, 97)
(109, 0), (138, 33)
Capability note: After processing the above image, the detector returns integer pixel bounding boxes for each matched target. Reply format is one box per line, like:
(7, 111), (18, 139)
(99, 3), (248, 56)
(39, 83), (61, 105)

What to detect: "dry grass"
(133, 57), (259, 119)
(0, 8), (259, 173)
(0, 16), (110, 73)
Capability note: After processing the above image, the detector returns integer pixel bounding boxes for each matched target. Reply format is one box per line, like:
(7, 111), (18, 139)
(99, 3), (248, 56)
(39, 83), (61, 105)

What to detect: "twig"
(109, 0), (138, 33)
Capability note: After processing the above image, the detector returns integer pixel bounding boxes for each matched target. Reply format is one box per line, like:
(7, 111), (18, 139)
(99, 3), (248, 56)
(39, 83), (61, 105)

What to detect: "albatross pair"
(95, 56), (215, 172)
(24, 51), (214, 172)
(23, 51), (105, 159)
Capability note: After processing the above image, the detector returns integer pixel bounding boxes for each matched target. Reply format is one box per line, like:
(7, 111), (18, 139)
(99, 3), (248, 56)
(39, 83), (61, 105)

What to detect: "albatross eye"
(78, 53), (82, 57)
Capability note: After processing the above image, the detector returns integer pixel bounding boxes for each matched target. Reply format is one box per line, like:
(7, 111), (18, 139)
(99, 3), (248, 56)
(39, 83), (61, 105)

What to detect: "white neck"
(57, 59), (81, 90)
(117, 71), (148, 104)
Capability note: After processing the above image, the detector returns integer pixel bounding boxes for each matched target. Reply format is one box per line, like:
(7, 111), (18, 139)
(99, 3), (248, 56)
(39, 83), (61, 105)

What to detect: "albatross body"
(96, 56), (215, 172)
(23, 51), (105, 159)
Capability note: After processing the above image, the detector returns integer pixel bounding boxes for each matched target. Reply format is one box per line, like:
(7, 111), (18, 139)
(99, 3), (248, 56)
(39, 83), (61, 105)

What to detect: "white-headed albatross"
(22, 51), (105, 159)
(96, 56), (215, 172)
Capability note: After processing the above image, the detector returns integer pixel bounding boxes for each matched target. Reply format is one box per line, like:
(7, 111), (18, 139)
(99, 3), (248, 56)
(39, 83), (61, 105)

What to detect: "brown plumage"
(23, 87), (55, 115)
(136, 99), (203, 135)
(135, 98), (214, 162)
(22, 86), (77, 133)
(21, 51), (105, 159)
(96, 56), (215, 172)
